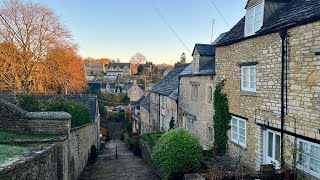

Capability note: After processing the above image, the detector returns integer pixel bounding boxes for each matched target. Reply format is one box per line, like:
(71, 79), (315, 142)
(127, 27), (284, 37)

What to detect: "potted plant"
(283, 138), (302, 180)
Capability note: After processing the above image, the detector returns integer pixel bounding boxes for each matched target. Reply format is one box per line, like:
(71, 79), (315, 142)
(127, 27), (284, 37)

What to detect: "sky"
(33, 0), (248, 64)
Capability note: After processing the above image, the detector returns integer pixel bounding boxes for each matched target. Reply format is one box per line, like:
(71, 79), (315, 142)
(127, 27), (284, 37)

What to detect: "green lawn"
(0, 131), (57, 142)
(0, 144), (31, 166)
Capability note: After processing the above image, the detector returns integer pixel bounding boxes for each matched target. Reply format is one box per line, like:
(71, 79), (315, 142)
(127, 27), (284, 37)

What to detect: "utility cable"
(209, 0), (231, 29)
(147, 0), (191, 54)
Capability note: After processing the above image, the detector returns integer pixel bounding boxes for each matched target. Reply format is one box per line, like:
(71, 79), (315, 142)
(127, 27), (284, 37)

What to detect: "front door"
(265, 130), (281, 168)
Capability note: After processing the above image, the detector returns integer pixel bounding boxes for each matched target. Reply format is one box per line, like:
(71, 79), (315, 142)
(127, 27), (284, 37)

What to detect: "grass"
(0, 144), (31, 166)
(0, 131), (57, 142)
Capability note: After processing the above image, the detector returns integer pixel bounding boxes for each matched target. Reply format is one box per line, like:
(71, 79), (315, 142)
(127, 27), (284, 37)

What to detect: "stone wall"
(140, 107), (149, 134)
(150, 92), (160, 132)
(159, 95), (177, 132)
(215, 20), (320, 173)
(0, 96), (100, 180)
(0, 145), (58, 180)
(0, 98), (71, 135)
(178, 76), (215, 150)
(127, 83), (144, 102)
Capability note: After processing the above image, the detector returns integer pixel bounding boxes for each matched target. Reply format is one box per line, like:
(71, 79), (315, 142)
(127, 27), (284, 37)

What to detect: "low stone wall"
(0, 98), (71, 135)
(140, 139), (153, 165)
(67, 122), (99, 179)
(0, 145), (58, 180)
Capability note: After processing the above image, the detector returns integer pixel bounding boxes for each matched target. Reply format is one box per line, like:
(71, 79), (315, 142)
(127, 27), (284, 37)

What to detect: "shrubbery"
(152, 128), (203, 180)
(17, 95), (90, 128)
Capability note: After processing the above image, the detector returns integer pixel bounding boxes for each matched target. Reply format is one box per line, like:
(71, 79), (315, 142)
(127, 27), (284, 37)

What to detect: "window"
(208, 127), (213, 143)
(161, 115), (165, 129)
(245, 2), (264, 36)
(185, 116), (195, 133)
(265, 130), (281, 168)
(297, 139), (320, 177)
(231, 116), (247, 147)
(191, 85), (198, 100)
(241, 65), (256, 92)
(161, 96), (165, 109)
(207, 85), (213, 103)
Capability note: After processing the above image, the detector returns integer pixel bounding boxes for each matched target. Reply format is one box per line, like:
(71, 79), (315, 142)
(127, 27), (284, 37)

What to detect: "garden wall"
(0, 98), (71, 135)
(139, 139), (152, 165)
(0, 145), (58, 180)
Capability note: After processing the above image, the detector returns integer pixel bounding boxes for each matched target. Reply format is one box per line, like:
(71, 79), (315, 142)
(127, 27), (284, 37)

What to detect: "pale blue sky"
(33, 0), (247, 64)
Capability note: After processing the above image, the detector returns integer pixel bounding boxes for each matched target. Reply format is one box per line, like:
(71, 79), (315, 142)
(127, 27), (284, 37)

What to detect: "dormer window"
(245, 1), (264, 37)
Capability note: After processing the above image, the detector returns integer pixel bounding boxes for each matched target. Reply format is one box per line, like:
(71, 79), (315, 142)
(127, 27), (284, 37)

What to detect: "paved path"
(79, 122), (160, 180)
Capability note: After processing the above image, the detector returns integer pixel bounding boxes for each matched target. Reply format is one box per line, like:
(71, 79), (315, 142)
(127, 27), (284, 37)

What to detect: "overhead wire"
(147, 0), (191, 54)
(208, 0), (231, 29)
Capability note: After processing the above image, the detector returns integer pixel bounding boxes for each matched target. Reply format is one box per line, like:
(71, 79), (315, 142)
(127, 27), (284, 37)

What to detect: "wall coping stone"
(25, 111), (71, 120)
(0, 98), (27, 116)
(70, 122), (93, 131)
(0, 136), (67, 145)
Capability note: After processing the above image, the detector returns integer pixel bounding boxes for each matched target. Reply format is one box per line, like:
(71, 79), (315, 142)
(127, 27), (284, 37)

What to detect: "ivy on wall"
(213, 80), (231, 154)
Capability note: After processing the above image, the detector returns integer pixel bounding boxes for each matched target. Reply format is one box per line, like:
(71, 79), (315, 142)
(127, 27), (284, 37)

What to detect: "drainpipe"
(279, 29), (288, 168)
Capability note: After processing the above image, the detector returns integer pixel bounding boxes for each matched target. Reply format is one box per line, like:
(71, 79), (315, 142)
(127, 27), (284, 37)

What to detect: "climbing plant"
(169, 117), (175, 130)
(213, 79), (231, 154)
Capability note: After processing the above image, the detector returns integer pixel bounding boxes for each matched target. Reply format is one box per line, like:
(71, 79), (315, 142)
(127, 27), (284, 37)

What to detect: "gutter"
(279, 29), (288, 169)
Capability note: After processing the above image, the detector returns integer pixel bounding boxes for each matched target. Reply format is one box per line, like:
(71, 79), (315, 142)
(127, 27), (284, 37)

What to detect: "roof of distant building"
(152, 64), (188, 99)
(215, 0), (320, 46)
(192, 44), (216, 56)
(107, 63), (131, 69)
(122, 83), (133, 90)
(179, 60), (215, 77)
(140, 94), (150, 111)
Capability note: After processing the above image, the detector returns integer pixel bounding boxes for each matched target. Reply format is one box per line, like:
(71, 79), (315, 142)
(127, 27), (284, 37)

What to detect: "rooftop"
(215, 0), (320, 46)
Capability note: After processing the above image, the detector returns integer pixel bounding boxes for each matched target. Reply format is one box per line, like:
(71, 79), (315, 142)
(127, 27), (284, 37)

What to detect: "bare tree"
(0, 0), (72, 94)
(129, 52), (147, 65)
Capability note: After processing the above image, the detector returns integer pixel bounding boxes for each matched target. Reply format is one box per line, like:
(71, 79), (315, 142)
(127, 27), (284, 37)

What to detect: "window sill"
(240, 91), (256, 96)
(230, 141), (247, 150)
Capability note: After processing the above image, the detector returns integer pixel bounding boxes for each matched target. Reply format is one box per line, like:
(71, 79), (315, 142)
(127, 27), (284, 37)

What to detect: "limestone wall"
(159, 95), (177, 132)
(140, 107), (150, 134)
(178, 76), (214, 150)
(0, 145), (58, 180)
(215, 20), (320, 170)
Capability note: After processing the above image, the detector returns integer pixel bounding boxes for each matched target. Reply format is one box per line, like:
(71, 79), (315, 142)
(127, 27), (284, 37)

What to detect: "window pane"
(310, 158), (315, 171)
(268, 132), (273, 157)
(317, 146), (320, 159)
(239, 120), (245, 128)
(255, 3), (263, 14)
(232, 132), (238, 140)
(232, 125), (237, 133)
(311, 145), (316, 157)
(243, 80), (249, 88)
(239, 128), (245, 136)
(275, 135), (281, 161)
(239, 135), (245, 144)
(232, 118), (237, 126)
(315, 160), (320, 173)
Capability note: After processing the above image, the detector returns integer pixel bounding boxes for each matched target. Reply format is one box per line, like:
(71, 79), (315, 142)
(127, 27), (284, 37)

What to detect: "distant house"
(178, 43), (216, 150)
(122, 80), (144, 102)
(149, 65), (188, 132)
(130, 96), (145, 133)
(105, 63), (131, 77)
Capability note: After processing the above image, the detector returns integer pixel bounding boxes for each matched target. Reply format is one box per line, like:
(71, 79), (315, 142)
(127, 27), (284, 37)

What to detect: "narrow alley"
(79, 122), (160, 180)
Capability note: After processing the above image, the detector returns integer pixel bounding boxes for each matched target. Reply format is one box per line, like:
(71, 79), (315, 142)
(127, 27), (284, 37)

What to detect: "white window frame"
(207, 85), (213, 104)
(191, 85), (198, 100)
(297, 139), (320, 177)
(231, 116), (247, 148)
(185, 116), (195, 133)
(241, 65), (256, 92)
(244, 1), (264, 37)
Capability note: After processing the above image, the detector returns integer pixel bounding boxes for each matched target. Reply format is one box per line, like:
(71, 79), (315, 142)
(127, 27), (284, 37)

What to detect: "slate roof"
(107, 63), (131, 69)
(215, 0), (320, 46)
(152, 65), (188, 99)
(122, 83), (133, 90)
(192, 44), (216, 56)
(179, 60), (215, 77)
(140, 94), (150, 111)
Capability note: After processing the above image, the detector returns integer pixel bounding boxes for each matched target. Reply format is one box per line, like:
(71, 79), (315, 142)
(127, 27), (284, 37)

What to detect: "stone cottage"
(149, 65), (188, 132)
(140, 94), (150, 134)
(105, 63), (131, 77)
(178, 44), (215, 150)
(214, 0), (320, 178)
(122, 80), (144, 102)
